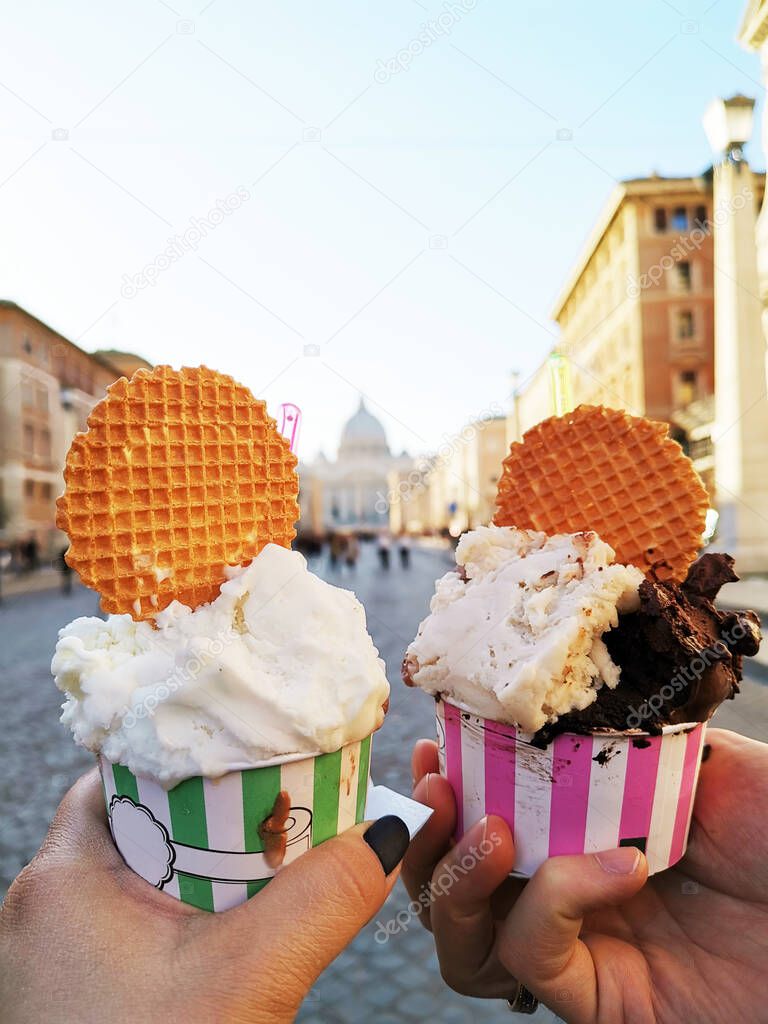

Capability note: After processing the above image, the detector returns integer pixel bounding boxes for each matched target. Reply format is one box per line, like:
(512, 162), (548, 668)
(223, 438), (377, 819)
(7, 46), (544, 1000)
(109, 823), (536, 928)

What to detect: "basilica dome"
(338, 397), (391, 459)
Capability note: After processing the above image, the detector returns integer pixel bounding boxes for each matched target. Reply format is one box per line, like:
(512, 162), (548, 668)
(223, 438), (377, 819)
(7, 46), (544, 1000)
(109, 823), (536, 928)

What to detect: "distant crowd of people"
(315, 530), (414, 572)
(2, 528), (417, 599)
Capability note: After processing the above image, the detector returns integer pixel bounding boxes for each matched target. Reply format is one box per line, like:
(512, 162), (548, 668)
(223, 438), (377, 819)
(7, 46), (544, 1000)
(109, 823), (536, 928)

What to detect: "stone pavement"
(1, 540), (766, 1022)
(295, 543), (558, 1023)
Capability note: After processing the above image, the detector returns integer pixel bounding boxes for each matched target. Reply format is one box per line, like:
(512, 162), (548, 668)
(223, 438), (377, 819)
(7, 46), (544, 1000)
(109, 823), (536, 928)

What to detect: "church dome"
(338, 397), (391, 458)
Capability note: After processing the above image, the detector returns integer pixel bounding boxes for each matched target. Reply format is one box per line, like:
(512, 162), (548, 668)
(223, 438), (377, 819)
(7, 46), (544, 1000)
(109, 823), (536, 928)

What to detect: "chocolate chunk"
(530, 551), (762, 745)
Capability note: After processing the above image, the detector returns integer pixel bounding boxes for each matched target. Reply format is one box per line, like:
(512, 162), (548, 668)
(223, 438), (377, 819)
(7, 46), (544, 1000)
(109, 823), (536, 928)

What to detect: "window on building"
(694, 204), (708, 227)
(40, 482), (53, 501)
(672, 207), (688, 231)
(24, 479), (35, 498)
(22, 337), (33, 355)
(38, 429), (51, 457)
(654, 208), (667, 232)
(676, 310), (695, 339)
(21, 379), (35, 407)
(36, 387), (49, 412)
(678, 370), (698, 406)
(676, 261), (692, 291)
(23, 424), (35, 457)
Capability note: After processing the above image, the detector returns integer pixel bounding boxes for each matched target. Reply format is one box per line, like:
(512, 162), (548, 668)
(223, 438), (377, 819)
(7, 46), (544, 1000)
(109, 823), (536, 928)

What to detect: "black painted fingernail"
(363, 815), (410, 875)
(701, 743), (712, 763)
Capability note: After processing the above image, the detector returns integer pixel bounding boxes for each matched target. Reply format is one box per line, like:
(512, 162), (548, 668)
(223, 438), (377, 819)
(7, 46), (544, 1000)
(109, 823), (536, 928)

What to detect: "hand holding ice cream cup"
(52, 365), (419, 911)
(403, 405), (761, 878)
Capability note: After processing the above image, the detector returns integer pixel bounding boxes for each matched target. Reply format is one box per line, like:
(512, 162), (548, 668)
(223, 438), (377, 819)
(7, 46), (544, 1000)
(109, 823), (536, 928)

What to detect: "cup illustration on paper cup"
(100, 736), (372, 912)
(436, 699), (707, 877)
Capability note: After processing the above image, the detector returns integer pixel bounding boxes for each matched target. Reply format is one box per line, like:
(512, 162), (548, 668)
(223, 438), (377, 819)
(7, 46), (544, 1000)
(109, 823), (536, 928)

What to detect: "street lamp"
(702, 94), (755, 163)
(548, 352), (573, 416)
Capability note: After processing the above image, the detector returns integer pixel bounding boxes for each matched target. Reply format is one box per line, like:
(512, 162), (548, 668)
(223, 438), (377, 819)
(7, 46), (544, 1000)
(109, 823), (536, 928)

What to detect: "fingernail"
(595, 847), (641, 874)
(364, 815), (410, 875)
(413, 771), (433, 800)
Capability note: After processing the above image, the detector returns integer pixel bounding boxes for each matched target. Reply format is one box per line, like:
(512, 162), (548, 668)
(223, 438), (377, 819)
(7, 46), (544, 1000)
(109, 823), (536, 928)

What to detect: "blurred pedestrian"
(30, 535), (40, 570)
(329, 531), (346, 570)
(345, 533), (360, 570)
(56, 546), (73, 595)
(377, 531), (391, 570)
(22, 535), (39, 573)
(398, 531), (411, 569)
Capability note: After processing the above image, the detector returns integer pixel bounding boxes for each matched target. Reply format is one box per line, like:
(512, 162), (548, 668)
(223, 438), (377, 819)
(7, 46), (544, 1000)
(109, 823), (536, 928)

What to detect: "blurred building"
(702, 87), (768, 569)
(388, 414), (507, 535)
(740, 5), (768, 339)
(298, 398), (413, 534)
(0, 301), (149, 556)
(512, 170), (764, 497)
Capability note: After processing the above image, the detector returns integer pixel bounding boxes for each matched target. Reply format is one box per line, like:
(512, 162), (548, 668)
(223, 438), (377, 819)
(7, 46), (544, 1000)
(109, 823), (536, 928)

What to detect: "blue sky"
(0, 0), (763, 459)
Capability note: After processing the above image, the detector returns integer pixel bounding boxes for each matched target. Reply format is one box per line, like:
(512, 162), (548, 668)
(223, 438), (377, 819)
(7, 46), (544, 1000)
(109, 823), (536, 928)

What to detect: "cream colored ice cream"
(404, 526), (644, 733)
(53, 544), (389, 787)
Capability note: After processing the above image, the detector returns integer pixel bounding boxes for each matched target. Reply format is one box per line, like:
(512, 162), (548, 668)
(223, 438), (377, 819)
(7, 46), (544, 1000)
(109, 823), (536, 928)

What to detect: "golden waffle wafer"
(56, 365), (299, 619)
(494, 405), (708, 580)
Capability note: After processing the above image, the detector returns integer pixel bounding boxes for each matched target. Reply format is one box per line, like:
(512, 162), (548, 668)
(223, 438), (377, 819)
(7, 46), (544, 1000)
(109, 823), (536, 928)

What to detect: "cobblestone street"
(1, 541), (766, 1022)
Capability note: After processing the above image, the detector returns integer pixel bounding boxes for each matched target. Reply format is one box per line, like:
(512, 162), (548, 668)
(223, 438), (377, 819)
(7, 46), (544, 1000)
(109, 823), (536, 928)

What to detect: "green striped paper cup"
(98, 734), (372, 912)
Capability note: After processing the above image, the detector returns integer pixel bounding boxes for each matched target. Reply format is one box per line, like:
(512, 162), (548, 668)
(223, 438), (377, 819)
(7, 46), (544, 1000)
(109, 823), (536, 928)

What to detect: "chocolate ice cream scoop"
(532, 552), (761, 745)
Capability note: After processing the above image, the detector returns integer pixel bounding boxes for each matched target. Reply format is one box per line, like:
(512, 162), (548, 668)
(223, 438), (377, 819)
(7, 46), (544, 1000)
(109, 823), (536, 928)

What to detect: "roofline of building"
(551, 167), (766, 322)
(549, 182), (626, 321)
(94, 348), (153, 370)
(0, 299), (127, 378)
(549, 173), (717, 321)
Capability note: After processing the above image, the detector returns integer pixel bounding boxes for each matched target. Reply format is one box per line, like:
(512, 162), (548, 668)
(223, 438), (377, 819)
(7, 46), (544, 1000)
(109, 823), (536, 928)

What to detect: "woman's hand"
(0, 769), (409, 1024)
(402, 728), (768, 1022)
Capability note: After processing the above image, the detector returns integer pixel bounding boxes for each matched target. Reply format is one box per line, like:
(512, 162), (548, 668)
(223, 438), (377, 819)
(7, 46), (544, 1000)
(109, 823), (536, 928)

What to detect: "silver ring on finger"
(506, 983), (539, 1014)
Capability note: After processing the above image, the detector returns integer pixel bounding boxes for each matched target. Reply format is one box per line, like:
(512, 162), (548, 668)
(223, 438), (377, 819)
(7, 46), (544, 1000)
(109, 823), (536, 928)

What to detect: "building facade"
(0, 301), (149, 556)
(512, 172), (763, 497)
(740, 3), (768, 340)
(298, 398), (413, 534)
(387, 413), (508, 535)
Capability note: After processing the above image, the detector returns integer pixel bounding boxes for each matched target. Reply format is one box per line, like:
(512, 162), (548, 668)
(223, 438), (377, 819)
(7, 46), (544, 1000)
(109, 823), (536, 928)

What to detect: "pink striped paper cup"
(436, 697), (707, 876)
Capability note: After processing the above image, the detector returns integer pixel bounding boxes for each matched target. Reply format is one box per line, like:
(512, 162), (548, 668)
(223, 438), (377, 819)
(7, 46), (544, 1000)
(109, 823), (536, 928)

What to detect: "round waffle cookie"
(494, 405), (709, 580)
(56, 365), (300, 620)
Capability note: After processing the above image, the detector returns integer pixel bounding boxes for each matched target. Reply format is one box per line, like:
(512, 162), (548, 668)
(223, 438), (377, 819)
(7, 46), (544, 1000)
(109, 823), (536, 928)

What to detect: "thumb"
(497, 847), (648, 1023)
(224, 816), (409, 1000)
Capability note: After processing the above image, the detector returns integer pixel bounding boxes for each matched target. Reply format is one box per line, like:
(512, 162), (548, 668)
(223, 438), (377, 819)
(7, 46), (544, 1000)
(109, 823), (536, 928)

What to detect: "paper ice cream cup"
(436, 697), (707, 877)
(98, 734), (373, 912)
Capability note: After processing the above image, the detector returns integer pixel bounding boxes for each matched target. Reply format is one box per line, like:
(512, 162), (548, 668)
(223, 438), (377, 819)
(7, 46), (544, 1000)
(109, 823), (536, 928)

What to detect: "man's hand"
(402, 728), (768, 1022)
(0, 769), (409, 1024)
